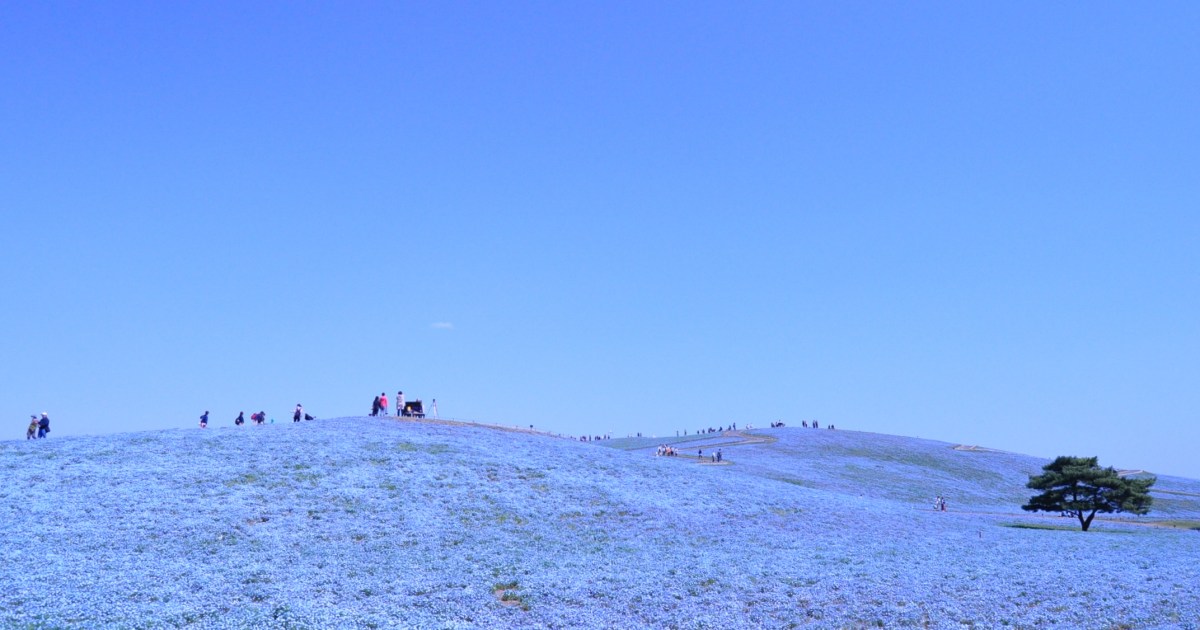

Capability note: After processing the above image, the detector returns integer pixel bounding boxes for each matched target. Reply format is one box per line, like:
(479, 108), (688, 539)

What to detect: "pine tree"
(1022, 456), (1155, 531)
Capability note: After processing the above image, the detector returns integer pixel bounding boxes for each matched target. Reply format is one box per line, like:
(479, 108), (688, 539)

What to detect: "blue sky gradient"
(3, 2), (1198, 475)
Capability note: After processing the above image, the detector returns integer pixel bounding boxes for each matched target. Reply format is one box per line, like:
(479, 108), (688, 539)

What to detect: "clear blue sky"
(3, 2), (1198, 477)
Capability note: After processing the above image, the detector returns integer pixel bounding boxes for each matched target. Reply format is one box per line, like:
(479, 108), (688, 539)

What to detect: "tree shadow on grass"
(1000, 522), (1139, 534)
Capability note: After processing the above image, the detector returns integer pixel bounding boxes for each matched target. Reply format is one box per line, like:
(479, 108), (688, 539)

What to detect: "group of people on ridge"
(370, 391), (436, 418)
(26, 413), (50, 439)
(200, 405), (311, 429)
(371, 391), (403, 417)
(680, 423), (740, 436)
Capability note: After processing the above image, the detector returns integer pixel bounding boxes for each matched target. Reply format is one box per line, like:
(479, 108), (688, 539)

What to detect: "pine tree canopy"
(1022, 455), (1155, 531)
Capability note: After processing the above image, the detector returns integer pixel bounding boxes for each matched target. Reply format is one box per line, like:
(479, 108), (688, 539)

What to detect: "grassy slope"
(2, 419), (1198, 629)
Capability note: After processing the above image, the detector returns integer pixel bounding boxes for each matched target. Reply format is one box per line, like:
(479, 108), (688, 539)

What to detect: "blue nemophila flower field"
(2, 419), (1198, 628)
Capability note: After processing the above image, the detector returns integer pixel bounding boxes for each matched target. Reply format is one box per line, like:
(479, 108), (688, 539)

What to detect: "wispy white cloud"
(431, 322), (454, 330)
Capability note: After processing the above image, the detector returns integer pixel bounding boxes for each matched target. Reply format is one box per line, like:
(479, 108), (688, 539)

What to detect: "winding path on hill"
(623, 430), (779, 465)
(390, 415), (574, 440)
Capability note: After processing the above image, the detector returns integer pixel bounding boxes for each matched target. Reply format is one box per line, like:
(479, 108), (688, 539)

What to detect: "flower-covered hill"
(611, 428), (1200, 517)
(3, 418), (1199, 629)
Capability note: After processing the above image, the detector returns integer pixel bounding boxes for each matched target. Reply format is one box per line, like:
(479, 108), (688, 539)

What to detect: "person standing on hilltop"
(371, 395), (380, 416)
(37, 413), (50, 438)
(380, 392), (388, 417)
(27, 415), (39, 440)
(293, 404), (303, 423)
(397, 391), (405, 417)
(235, 411), (245, 426)
(200, 411), (209, 429)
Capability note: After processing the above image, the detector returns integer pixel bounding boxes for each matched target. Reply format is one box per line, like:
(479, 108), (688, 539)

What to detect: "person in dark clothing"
(371, 396), (380, 417)
(235, 411), (245, 426)
(293, 404), (303, 423)
(37, 413), (50, 438)
(200, 411), (209, 428)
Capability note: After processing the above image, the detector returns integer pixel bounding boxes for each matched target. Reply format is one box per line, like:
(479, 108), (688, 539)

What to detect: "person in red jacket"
(379, 392), (388, 417)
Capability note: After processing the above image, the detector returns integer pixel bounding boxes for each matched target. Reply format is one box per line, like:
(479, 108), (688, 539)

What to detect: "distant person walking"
(430, 398), (437, 418)
(294, 404), (303, 423)
(372, 396), (380, 416)
(380, 392), (388, 417)
(397, 391), (405, 417)
(200, 411), (209, 429)
(37, 413), (50, 438)
(26, 415), (39, 440)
